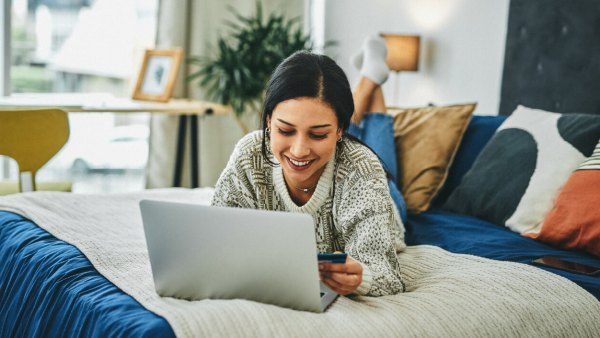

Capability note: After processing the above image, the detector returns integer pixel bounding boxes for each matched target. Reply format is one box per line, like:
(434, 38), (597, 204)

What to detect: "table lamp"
(381, 34), (420, 106)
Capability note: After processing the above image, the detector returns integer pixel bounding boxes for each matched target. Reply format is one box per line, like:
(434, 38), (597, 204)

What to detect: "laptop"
(139, 199), (338, 313)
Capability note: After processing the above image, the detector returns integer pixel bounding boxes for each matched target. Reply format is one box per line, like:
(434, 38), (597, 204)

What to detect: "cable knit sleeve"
(335, 165), (406, 297)
(211, 133), (260, 209)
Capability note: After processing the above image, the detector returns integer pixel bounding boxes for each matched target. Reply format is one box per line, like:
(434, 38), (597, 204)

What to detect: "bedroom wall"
(321, 0), (510, 116)
(187, 0), (510, 186)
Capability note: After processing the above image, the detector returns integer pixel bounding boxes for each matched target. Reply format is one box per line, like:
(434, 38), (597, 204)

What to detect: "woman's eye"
(310, 134), (327, 140)
(277, 128), (327, 139)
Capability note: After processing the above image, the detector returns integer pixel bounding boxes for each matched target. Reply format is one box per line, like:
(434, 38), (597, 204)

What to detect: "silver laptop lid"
(140, 200), (327, 312)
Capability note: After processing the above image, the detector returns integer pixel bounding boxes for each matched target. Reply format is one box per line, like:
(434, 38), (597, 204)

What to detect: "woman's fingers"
(320, 262), (361, 274)
(319, 255), (363, 294)
(320, 274), (355, 295)
(321, 270), (361, 287)
(319, 256), (363, 275)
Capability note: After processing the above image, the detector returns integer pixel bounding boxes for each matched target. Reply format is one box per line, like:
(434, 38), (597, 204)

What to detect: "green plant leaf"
(187, 0), (318, 120)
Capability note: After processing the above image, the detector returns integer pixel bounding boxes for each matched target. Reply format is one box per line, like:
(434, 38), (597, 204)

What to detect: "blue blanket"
(0, 211), (174, 338)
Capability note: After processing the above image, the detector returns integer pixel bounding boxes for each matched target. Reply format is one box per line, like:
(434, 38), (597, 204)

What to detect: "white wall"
(175, 0), (509, 187)
(1, 0), (10, 96)
(322, 0), (510, 115)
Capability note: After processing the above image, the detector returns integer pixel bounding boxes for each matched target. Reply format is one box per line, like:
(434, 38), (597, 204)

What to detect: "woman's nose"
(290, 137), (310, 158)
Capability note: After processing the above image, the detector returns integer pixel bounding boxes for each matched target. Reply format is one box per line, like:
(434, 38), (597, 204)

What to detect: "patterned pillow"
(443, 105), (600, 234)
(388, 103), (475, 213)
(527, 140), (600, 257)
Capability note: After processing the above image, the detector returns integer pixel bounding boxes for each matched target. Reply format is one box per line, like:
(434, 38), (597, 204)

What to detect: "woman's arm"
(211, 166), (247, 208)
(334, 173), (406, 296)
(211, 136), (259, 209)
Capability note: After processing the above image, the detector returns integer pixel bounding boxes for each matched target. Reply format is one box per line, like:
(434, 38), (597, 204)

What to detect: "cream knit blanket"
(1, 189), (599, 337)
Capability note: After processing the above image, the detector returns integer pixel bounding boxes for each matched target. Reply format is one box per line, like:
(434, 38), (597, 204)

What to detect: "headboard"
(499, 0), (600, 116)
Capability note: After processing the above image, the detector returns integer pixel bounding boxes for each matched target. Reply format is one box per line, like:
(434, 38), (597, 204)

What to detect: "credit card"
(317, 252), (347, 263)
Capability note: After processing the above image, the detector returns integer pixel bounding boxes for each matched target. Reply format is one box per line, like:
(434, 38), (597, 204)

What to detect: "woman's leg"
(351, 35), (389, 124)
(368, 86), (387, 113)
(352, 76), (388, 123)
(352, 76), (378, 124)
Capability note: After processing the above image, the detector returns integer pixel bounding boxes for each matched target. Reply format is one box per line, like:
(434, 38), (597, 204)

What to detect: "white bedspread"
(1, 189), (599, 337)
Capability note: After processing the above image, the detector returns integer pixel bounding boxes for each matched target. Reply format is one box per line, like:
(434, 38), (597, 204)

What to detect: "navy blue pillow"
(348, 113), (397, 180)
(432, 115), (507, 207)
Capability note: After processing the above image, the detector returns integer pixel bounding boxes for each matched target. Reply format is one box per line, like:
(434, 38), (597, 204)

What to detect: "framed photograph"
(132, 48), (183, 102)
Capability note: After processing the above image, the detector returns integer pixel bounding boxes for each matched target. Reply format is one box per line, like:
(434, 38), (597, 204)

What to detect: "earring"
(266, 127), (271, 134)
(337, 136), (343, 143)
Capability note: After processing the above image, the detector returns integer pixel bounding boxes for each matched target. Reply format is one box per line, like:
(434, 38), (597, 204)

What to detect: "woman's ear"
(337, 128), (343, 141)
(266, 116), (271, 130)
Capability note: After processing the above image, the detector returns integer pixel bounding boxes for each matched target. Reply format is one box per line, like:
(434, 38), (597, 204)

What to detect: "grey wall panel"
(500, 0), (600, 116)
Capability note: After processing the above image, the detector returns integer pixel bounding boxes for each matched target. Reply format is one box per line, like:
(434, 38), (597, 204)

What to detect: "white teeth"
(289, 158), (311, 167)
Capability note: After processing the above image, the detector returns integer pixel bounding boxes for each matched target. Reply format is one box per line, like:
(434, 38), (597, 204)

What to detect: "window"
(2, 0), (159, 193)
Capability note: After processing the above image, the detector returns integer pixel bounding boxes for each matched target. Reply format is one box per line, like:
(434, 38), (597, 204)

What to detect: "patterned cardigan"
(211, 131), (405, 296)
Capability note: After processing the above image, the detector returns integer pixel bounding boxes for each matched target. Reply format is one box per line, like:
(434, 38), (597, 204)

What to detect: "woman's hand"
(319, 252), (363, 295)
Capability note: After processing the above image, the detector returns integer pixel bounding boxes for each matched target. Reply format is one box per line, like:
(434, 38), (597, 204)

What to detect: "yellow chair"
(0, 108), (72, 194)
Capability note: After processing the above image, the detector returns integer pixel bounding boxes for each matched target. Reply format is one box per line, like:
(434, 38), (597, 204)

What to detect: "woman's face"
(268, 97), (342, 189)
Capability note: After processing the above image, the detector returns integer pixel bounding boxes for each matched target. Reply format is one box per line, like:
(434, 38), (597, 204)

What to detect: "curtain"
(145, 0), (191, 188)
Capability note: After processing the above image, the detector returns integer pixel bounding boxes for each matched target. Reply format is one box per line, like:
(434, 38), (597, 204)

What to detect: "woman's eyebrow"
(276, 118), (332, 129)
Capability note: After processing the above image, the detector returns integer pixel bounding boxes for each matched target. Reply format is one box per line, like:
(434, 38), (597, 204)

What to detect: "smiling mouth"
(286, 156), (313, 170)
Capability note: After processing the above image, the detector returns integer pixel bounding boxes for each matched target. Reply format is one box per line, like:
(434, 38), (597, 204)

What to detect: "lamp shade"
(381, 34), (420, 72)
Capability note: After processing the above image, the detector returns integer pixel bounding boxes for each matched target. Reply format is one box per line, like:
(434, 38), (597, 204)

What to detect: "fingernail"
(319, 264), (324, 270)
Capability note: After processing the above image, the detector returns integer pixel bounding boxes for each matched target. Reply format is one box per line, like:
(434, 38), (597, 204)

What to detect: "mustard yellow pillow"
(388, 103), (476, 213)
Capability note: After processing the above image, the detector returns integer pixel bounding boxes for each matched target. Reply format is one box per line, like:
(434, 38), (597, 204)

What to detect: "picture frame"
(132, 48), (183, 102)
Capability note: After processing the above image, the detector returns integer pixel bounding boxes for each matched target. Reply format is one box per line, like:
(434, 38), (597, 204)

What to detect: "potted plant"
(188, 2), (313, 134)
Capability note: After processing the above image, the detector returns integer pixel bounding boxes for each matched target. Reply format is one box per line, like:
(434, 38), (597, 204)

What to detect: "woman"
(212, 36), (405, 296)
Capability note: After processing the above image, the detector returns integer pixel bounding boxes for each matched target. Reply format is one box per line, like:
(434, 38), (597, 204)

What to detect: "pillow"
(527, 140), (600, 257)
(432, 115), (508, 207)
(388, 103), (475, 213)
(443, 105), (600, 235)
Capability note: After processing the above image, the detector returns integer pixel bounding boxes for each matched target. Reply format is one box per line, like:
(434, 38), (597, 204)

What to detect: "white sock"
(351, 50), (363, 70)
(351, 34), (380, 70)
(360, 35), (389, 85)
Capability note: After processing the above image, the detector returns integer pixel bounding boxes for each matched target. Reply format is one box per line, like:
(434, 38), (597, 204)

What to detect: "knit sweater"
(211, 131), (406, 296)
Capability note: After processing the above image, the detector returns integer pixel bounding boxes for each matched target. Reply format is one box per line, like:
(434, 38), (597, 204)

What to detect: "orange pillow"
(388, 103), (475, 213)
(529, 143), (600, 257)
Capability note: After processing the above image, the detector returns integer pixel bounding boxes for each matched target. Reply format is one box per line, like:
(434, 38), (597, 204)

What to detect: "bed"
(1, 129), (599, 337)
(2, 0), (600, 336)
(1, 189), (600, 337)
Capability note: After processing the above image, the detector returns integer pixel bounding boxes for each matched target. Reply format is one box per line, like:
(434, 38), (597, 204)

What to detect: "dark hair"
(260, 51), (354, 164)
